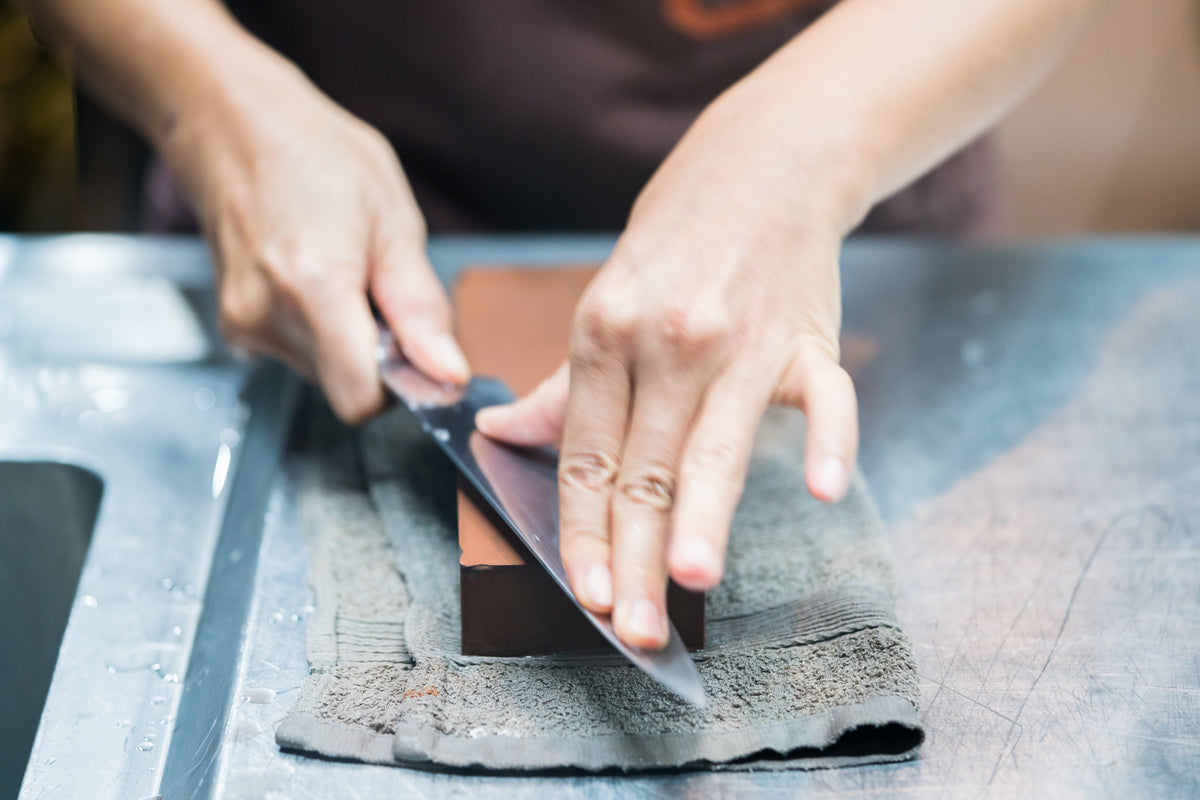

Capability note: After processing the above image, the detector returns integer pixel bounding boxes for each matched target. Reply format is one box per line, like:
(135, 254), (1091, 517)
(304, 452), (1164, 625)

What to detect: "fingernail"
(672, 538), (721, 588)
(628, 600), (666, 645)
(816, 457), (849, 501)
(434, 334), (471, 383)
(584, 563), (613, 608)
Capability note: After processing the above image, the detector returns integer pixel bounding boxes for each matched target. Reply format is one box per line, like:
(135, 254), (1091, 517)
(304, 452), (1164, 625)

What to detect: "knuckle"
(359, 126), (405, 181)
(574, 290), (639, 350)
(559, 450), (620, 493)
(690, 440), (743, 479)
(560, 525), (610, 556)
(807, 336), (843, 366)
(396, 298), (449, 330)
(616, 466), (676, 512)
(392, 210), (428, 244)
(793, 321), (842, 365)
(260, 257), (314, 310)
(653, 304), (730, 351)
(359, 125), (395, 162)
(254, 244), (349, 312)
(219, 283), (271, 337)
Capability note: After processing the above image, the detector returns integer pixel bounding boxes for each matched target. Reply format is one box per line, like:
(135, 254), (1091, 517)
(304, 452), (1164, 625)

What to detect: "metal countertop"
(11, 234), (1200, 798)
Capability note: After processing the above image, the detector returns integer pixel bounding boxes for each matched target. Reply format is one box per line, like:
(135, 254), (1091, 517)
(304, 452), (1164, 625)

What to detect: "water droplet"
(228, 548), (244, 564)
(242, 687), (277, 704)
(81, 595), (98, 608)
(116, 719), (133, 729)
(183, 584), (196, 598)
(432, 428), (450, 443)
(136, 739), (155, 752)
(45, 757), (57, 766)
(161, 673), (179, 683)
(160, 578), (175, 592)
(194, 387), (217, 411)
(171, 625), (183, 637)
(220, 428), (241, 448)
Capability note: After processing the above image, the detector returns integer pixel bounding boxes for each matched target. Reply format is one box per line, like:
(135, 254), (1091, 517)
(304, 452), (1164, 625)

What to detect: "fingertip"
(474, 402), (535, 445)
(400, 329), (471, 386)
(615, 599), (669, 650)
(474, 404), (506, 436)
(432, 333), (472, 384)
(668, 538), (723, 592)
(476, 368), (568, 446)
(576, 562), (614, 613)
(807, 456), (849, 503)
(329, 379), (387, 426)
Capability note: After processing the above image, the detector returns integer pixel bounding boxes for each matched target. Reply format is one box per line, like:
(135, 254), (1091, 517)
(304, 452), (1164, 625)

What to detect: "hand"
(477, 88), (861, 650)
(162, 53), (469, 422)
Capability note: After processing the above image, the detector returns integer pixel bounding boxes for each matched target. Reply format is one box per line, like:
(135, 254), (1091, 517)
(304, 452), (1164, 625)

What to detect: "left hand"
(476, 87), (862, 650)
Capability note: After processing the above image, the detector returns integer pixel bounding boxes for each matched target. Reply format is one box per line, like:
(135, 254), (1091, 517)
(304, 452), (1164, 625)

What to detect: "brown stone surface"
(454, 265), (705, 655)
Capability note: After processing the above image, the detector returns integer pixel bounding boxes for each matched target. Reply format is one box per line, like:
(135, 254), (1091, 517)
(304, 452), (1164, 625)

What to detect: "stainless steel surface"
(10, 234), (1200, 798)
(4, 236), (298, 800)
(378, 334), (706, 706)
(158, 364), (297, 799)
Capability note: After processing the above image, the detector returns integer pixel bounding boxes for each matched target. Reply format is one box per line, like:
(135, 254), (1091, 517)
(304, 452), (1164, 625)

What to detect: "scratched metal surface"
(215, 236), (1200, 799)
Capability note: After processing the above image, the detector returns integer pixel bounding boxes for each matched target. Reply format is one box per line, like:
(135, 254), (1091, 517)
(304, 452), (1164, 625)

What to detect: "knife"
(376, 324), (707, 707)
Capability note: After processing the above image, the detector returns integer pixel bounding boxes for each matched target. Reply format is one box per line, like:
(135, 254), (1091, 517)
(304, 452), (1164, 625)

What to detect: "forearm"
(714, 0), (1111, 232)
(26, 0), (302, 167)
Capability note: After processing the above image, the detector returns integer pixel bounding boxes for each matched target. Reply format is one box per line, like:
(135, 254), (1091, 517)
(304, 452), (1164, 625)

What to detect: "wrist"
(153, 32), (316, 216)
(704, 68), (880, 238)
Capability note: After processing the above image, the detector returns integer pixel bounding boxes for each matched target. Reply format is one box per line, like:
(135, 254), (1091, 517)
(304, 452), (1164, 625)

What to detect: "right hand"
(161, 52), (469, 422)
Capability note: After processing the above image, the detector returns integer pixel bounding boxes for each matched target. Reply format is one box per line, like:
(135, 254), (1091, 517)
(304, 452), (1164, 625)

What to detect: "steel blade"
(376, 326), (707, 706)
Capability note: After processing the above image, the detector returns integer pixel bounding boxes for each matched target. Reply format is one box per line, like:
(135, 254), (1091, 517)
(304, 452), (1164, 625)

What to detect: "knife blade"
(376, 325), (707, 707)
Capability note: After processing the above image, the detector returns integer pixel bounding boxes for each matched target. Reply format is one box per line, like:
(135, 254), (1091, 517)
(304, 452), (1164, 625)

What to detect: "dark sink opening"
(0, 461), (103, 799)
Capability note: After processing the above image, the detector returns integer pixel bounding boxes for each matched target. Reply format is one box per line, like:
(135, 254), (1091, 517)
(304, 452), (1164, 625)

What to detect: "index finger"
(557, 330), (631, 615)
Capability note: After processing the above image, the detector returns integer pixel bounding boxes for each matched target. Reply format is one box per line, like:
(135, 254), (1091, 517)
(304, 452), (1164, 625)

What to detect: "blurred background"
(1, 0), (1197, 236)
(0, 0), (74, 231)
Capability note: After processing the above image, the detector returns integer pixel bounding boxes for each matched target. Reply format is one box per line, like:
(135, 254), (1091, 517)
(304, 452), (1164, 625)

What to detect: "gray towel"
(276, 405), (923, 771)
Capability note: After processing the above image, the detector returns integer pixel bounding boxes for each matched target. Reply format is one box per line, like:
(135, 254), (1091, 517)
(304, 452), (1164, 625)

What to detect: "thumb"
(370, 231), (471, 385)
(476, 361), (570, 446)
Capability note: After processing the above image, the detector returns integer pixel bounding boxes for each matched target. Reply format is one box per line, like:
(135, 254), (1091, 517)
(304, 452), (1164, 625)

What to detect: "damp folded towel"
(276, 405), (923, 772)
